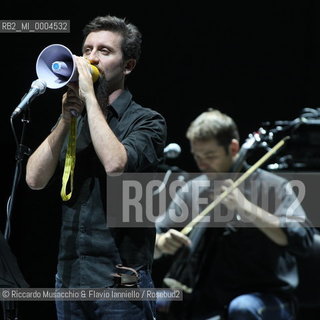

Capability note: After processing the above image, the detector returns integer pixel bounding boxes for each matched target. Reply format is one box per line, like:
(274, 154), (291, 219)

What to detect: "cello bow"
(181, 135), (290, 236)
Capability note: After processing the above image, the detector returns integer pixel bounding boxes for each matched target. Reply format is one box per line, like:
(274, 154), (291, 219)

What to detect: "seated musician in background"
(154, 109), (316, 320)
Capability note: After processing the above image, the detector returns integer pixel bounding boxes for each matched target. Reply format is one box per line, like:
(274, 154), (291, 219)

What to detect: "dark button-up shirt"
(57, 90), (167, 288)
(156, 169), (315, 308)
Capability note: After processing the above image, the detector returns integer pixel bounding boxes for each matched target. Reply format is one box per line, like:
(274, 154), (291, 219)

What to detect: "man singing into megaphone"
(26, 14), (167, 320)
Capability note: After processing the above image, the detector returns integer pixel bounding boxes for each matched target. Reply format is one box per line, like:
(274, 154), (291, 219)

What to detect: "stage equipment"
(261, 108), (320, 171)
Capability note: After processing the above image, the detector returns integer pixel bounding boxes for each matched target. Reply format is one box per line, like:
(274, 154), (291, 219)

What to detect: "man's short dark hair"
(83, 15), (142, 62)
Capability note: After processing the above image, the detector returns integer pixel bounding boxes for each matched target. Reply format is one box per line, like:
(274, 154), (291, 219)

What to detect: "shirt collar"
(108, 89), (132, 119)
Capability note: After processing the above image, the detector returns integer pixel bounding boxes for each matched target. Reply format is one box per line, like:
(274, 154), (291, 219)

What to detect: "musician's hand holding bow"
(219, 178), (250, 212)
(154, 229), (191, 258)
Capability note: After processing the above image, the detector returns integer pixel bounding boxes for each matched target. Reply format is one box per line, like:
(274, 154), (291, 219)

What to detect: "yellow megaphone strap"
(61, 117), (77, 201)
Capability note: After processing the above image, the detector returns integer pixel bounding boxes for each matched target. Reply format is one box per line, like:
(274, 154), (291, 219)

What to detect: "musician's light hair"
(186, 108), (240, 151)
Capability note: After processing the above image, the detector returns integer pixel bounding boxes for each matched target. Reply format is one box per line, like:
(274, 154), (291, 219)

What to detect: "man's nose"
(87, 50), (99, 64)
(197, 160), (209, 170)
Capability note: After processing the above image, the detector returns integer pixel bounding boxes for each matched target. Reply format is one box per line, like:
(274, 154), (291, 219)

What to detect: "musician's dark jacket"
(56, 89), (167, 288)
(156, 169), (315, 311)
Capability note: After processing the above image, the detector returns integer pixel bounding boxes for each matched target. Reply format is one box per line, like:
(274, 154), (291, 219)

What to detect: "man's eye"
(100, 49), (110, 55)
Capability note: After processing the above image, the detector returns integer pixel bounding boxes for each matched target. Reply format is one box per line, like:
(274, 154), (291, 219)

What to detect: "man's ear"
(230, 139), (240, 156)
(123, 59), (136, 75)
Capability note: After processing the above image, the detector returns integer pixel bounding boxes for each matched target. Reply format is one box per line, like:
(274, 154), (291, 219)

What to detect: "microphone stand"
(2, 111), (31, 320)
(6, 113), (31, 239)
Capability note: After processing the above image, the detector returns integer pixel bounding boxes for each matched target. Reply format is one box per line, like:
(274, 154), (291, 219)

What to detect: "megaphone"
(36, 44), (100, 89)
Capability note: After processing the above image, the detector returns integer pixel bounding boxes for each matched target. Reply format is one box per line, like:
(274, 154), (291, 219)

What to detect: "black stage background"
(1, 1), (320, 319)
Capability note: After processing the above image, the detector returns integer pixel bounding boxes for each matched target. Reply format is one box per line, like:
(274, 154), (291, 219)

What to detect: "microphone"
(164, 143), (181, 159)
(11, 79), (47, 119)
